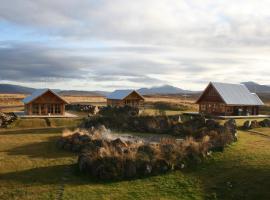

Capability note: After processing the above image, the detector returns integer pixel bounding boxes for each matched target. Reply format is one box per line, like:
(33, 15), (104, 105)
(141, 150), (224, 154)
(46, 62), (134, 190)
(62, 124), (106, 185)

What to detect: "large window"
(33, 104), (39, 114)
(47, 104), (54, 114)
(55, 104), (61, 114)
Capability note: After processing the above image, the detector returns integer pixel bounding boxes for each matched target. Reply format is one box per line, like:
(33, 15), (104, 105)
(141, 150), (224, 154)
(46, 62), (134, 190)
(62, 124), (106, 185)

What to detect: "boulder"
(136, 159), (152, 176)
(206, 119), (220, 130)
(137, 145), (156, 159)
(152, 159), (172, 174)
(243, 120), (251, 129)
(259, 119), (270, 127)
(78, 154), (92, 172)
(250, 120), (260, 129)
(124, 159), (137, 178)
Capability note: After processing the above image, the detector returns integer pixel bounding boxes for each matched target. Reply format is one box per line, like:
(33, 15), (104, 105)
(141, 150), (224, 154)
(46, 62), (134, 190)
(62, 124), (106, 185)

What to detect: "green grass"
(8, 118), (48, 129)
(6, 118), (83, 129)
(0, 129), (269, 200)
(49, 118), (82, 127)
(252, 127), (270, 136)
(140, 108), (184, 116)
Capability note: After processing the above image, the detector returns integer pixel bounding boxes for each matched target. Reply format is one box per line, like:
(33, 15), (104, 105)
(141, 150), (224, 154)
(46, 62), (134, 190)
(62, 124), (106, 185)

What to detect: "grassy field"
(6, 118), (83, 129)
(0, 128), (269, 200)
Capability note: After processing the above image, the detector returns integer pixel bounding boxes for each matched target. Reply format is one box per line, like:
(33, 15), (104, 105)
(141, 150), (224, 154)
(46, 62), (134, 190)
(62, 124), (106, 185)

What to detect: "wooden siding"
(197, 84), (260, 116)
(24, 90), (67, 115)
(107, 91), (144, 107)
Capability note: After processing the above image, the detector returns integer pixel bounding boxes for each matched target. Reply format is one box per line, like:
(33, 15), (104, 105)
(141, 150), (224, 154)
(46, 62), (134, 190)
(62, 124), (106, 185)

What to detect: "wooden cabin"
(22, 89), (69, 116)
(196, 82), (264, 116)
(106, 90), (144, 107)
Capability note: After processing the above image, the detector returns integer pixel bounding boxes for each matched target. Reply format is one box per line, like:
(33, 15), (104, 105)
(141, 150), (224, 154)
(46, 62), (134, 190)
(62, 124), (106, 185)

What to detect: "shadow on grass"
(0, 164), (72, 185)
(5, 135), (74, 158)
(185, 158), (270, 200)
(1, 161), (269, 200)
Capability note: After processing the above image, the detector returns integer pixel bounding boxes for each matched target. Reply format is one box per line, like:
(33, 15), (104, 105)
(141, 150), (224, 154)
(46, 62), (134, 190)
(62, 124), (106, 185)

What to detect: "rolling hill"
(137, 85), (193, 95)
(242, 82), (270, 93)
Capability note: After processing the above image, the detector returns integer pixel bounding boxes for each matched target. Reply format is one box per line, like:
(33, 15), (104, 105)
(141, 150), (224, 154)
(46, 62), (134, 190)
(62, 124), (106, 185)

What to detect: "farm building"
(22, 89), (69, 116)
(196, 82), (264, 116)
(106, 90), (144, 107)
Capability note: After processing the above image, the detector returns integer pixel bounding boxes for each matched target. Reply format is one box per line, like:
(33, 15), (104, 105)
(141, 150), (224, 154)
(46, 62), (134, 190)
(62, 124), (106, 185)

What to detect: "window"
(226, 107), (233, 113)
(201, 104), (206, 111)
(48, 104), (53, 114)
(33, 104), (39, 114)
(55, 104), (61, 114)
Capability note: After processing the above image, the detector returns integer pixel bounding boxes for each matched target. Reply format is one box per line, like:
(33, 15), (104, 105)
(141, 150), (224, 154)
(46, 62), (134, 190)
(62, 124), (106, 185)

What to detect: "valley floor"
(0, 128), (269, 200)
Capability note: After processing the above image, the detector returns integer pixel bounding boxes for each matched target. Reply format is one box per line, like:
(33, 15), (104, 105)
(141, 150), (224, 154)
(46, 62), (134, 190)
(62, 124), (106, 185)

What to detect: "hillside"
(242, 81), (270, 93)
(0, 84), (35, 94)
(138, 85), (193, 95)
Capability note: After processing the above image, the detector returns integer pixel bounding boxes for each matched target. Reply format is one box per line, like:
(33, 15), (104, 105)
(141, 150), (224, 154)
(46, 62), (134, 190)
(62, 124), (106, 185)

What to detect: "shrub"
(59, 118), (237, 180)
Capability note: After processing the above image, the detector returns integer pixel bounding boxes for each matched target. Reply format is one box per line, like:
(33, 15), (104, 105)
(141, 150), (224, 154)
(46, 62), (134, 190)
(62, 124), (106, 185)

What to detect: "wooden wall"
(25, 91), (66, 115)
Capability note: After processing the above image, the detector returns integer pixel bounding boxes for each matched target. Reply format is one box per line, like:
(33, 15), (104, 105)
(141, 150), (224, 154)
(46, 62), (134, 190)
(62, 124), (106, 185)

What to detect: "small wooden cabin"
(22, 89), (69, 116)
(196, 82), (264, 116)
(106, 90), (144, 107)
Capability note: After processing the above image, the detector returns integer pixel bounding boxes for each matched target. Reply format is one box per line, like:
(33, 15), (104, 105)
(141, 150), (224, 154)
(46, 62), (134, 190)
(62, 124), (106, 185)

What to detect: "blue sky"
(1, 0), (270, 91)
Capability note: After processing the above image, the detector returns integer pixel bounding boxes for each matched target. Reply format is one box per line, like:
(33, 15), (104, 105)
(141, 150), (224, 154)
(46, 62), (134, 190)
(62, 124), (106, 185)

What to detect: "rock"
(0, 112), (16, 128)
(111, 138), (127, 148)
(137, 145), (156, 159)
(206, 119), (220, 130)
(243, 120), (251, 129)
(124, 159), (137, 178)
(136, 160), (152, 176)
(224, 119), (237, 141)
(250, 120), (260, 129)
(78, 154), (92, 172)
(259, 119), (270, 127)
(152, 159), (172, 174)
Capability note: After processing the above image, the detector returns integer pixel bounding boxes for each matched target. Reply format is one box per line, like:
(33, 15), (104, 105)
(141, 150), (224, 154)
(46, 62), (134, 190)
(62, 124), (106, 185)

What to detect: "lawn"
(7, 118), (83, 129)
(0, 129), (269, 200)
(252, 127), (270, 136)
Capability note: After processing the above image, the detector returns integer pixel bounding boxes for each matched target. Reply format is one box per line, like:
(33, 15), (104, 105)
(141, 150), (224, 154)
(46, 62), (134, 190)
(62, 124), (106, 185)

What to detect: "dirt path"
(246, 130), (270, 139)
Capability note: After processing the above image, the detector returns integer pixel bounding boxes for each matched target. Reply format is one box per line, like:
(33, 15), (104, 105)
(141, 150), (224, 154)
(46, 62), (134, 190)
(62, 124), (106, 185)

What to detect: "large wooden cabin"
(106, 90), (144, 107)
(22, 89), (69, 116)
(196, 82), (264, 116)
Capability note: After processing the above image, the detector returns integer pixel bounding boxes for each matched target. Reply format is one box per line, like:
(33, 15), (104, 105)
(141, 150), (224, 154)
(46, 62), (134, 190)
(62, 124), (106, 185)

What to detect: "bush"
(58, 120), (236, 180)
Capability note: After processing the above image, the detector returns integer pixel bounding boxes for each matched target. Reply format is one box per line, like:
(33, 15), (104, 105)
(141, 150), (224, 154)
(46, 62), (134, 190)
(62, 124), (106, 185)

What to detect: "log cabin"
(106, 90), (144, 107)
(196, 82), (264, 116)
(22, 89), (69, 116)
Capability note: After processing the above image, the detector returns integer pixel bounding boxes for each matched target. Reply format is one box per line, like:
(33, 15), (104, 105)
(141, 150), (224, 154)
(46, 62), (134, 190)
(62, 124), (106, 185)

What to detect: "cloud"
(0, 1), (270, 90)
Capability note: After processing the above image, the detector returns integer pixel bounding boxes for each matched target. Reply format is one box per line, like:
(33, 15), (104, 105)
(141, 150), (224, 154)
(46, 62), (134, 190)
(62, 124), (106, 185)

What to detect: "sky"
(1, 0), (270, 91)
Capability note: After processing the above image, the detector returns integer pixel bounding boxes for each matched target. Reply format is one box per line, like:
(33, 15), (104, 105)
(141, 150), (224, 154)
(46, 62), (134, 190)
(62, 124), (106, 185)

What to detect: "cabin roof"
(22, 89), (69, 104)
(197, 82), (264, 106)
(106, 90), (144, 100)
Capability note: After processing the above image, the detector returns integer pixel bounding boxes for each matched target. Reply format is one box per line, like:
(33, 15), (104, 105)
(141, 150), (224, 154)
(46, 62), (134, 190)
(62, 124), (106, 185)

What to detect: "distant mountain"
(58, 90), (110, 96)
(137, 85), (193, 95)
(242, 82), (270, 93)
(0, 84), (35, 94)
(0, 84), (108, 96)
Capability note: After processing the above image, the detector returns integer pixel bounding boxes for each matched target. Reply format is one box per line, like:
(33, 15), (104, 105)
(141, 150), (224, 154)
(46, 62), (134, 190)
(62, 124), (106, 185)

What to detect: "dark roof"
(22, 89), (69, 104)
(106, 90), (144, 100)
(197, 82), (264, 106)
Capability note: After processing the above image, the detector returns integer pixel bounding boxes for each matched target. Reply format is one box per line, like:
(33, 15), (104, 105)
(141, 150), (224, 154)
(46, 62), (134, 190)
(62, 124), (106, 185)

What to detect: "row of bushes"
(57, 118), (237, 180)
(81, 115), (237, 139)
(243, 119), (270, 129)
